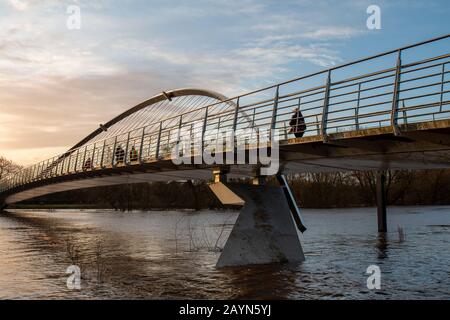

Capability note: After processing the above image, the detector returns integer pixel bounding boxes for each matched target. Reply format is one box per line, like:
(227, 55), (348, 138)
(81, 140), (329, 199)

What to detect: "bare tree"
(0, 156), (22, 180)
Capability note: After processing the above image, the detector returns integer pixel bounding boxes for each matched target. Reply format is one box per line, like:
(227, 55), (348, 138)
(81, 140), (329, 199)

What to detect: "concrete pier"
(214, 183), (305, 268)
(376, 171), (387, 232)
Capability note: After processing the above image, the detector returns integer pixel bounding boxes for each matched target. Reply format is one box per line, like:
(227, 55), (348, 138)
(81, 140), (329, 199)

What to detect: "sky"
(0, 0), (449, 165)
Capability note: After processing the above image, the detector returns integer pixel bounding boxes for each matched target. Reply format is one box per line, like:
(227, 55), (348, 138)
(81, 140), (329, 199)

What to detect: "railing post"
(390, 49), (402, 135)
(439, 62), (446, 112)
(295, 97), (302, 138)
(48, 159), (53, 177)
(44, 159), (50, 178)
(232, 98), (240, 132)
(32, 163), (38, 181)
(139, 127), (145, 163)
(124, 132), (131, 165)
(355, 82), (361, 131)
(215, 115), (222, 147)
(31, 164), (37, 181)
(174, 115), (183, 159)
(60, 156), (66, 176)
(49, 159), (54, 177)
(284, 122), (288, 140)
(155, 121), (163, 159)
(39, 161), (44, 179)
(37, 162), (42, 179)
(190, 123), (195, 157)
(250, 107), (256, 141)
(82, 146), (87, 171)
(177, 115), (183, 140)
(201, 106), (209, 155)
(91, 143), (96, 169)
(231, 98), (240, 151)
(315, 115), (320, 135)
(270, 86), (280, 139)
(73, 149), (79, 172)
(66, 153), (72, 174)
(251, 107), (256, 129)
(40, 161), (45, 178)
(100, 140), (106, 168)
(321, 70), (332, 142)
(39, 162), (43, 178)
(111, 136), (117, 167)
(53, 158), (59, 176)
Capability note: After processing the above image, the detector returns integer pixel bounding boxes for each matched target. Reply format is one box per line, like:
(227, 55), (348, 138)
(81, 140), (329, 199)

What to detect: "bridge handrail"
(1, 34), (449, 194)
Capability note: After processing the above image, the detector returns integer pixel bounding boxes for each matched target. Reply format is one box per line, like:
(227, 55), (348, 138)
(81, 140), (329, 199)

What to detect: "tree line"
(0, 156), (22, 181)
(17, 170), (450, 210)
(2, 155), (450, 210)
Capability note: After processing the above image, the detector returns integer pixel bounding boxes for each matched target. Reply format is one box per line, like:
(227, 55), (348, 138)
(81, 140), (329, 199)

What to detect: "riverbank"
(14, 170), (450, 210)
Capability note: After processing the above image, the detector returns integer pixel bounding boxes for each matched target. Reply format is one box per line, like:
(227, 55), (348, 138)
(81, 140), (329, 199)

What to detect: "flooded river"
(0, 206), (449, 299)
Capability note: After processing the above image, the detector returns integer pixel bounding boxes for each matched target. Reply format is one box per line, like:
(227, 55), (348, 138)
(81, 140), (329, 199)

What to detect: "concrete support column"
(376, 171), (387, 232)
(215, 184), (305, 267)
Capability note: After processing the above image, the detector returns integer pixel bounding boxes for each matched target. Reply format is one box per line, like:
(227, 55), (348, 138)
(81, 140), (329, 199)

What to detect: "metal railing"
(1, 34), (449, 193)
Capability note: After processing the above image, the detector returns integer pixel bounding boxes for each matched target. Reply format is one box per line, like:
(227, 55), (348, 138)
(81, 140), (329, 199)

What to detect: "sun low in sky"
(0, 0), (448, 165)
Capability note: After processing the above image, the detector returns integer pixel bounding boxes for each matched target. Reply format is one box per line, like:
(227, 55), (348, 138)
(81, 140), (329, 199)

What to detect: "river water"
(0, 206), (448, 299)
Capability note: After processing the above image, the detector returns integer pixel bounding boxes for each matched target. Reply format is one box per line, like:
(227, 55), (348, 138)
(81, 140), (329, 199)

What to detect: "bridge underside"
(3, 121), (450, 205)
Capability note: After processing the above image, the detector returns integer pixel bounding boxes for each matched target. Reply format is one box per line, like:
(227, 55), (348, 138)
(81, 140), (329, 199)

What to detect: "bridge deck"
(3, 119), (450, 205)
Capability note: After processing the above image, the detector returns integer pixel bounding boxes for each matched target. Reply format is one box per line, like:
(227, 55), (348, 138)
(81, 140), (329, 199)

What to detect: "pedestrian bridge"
(2, 34), (449, 205)
(1, 35), (449, 266)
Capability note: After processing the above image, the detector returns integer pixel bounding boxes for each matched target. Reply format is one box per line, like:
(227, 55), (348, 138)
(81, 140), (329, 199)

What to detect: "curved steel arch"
(69, 88), (237, 152)
(24, 88), (240, 184)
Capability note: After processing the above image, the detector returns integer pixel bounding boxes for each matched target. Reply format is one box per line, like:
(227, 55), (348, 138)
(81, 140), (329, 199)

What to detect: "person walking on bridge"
(129, 146), (138, 162)
(83, 157), (92, 170)
(115, 146), (125, 164)
(289, 107), (306, 138)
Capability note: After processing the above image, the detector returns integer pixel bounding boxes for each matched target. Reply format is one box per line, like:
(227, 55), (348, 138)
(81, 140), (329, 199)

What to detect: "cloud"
(6, 0), (66, 11)
(7, 0), (28, 10)
(112, 37), (341, 84)
(0, 0), (366, 165)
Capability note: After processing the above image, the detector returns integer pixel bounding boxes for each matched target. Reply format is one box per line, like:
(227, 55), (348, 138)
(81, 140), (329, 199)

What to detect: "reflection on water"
(376, 233), (389, 260)
(0, 206), (449, 299)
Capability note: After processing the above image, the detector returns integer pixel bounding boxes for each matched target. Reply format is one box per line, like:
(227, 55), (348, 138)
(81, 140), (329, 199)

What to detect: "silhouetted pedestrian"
(83, 157), (92, 170)
(130, 146), (138, 162)
(289, 107), (306, 138)
(115, 146), (125, 164)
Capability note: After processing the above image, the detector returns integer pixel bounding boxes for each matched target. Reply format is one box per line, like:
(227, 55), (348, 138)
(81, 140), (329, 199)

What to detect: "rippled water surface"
(0, 206), (449, 299)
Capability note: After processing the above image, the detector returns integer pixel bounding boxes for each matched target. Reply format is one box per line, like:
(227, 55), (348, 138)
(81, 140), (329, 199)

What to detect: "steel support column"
(376, 171), (387, 232)
(321, 70), (332, 142)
